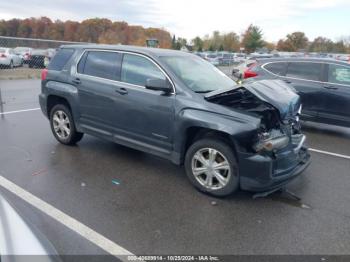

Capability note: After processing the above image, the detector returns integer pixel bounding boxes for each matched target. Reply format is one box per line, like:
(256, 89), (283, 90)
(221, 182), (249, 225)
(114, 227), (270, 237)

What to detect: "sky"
(1, 0), (349, 42)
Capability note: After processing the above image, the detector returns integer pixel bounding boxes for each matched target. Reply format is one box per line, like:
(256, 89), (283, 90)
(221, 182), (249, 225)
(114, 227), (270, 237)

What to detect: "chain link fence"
(0, 36), (91, 79)
(0, 36), (242, 80)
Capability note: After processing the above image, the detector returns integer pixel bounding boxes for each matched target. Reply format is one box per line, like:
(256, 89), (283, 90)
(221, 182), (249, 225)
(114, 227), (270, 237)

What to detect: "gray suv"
(39, 45), (310, 197)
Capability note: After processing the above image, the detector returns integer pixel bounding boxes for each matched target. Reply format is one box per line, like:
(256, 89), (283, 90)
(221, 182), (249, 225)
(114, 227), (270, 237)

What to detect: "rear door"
(284, 61), (324, 118)
(74, 50), (123, 134)
(317, 63), (350, 126)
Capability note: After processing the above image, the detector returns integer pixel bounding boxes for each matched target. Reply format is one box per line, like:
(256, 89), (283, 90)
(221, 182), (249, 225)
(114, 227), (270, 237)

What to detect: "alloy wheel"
(52, 110), (71, 139)
(191, 148), (231, 190)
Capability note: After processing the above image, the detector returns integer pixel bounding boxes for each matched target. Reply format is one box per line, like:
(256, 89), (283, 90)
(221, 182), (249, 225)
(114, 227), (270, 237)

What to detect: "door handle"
(72, 78), (81, 85)
(283, 79), (292, 84)
(115, 87), (128, 95)
(323, 85), (338, 90)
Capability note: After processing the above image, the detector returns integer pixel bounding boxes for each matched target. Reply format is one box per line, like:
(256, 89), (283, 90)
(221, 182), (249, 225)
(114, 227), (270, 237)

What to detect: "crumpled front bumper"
(237, 135), (311, 192)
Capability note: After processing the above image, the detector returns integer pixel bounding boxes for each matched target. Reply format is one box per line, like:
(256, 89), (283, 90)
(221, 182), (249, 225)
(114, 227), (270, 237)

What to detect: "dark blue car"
(243, 58), (350, 127)
(39, 45), (310, 197)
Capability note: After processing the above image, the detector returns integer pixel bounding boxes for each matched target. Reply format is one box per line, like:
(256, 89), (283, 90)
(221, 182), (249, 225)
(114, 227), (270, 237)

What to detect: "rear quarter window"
(48, 48), (74, 71)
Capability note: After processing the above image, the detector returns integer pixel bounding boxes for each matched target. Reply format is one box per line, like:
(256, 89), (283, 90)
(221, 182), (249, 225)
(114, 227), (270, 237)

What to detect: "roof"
(256, 57), (350, 65)
(60, 44), (190, 57)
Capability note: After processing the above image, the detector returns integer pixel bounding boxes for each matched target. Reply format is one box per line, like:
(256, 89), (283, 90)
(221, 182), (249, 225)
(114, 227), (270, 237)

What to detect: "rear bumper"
(238, 145), (311, 192)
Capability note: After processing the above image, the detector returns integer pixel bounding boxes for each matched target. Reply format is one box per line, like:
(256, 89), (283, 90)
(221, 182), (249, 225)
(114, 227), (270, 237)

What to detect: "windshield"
(161, 55), (236, 93)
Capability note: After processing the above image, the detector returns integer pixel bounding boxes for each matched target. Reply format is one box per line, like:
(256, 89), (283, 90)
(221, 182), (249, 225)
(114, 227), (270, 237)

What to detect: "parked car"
(231, 59), (257, 80)
(335, 54), (350, 63)
(14, 47), (33, 64)
(242, 58), (350, 127)
(216, 52), (236, 66)
(28, 49), (48, 68)
(0, 48), (23, 69)
(39, 45), (310, 196)
(203, 53), (220, 66)
(0, 192), (61, 260)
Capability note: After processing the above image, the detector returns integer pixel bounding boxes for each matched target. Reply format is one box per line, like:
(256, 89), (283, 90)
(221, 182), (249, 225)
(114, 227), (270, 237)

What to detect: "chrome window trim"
(75, 49), (176, 94)
(261, 60), (350, 88)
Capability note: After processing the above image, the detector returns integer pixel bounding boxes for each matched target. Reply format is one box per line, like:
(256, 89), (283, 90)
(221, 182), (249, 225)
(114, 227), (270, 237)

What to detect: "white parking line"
(0, 108), (40, 115)
(309, 148), (350, 160)
(0, 175), (134, 260)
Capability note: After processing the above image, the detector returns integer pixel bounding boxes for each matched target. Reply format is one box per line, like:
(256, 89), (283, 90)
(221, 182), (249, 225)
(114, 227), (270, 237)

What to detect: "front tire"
(185, 138), (239, 197)
(49, 104), (84, 145)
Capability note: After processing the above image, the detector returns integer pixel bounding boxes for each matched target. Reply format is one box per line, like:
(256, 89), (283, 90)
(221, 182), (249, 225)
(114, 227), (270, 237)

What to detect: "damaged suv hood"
(205, 79), (301, 120)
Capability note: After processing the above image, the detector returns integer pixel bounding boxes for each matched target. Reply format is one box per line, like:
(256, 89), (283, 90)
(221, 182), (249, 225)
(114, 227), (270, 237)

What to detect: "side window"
(328, 64), (350, 86)
(286, 62), (322, 81)
(264, 62), (287, 76)
(79, 51), (122, 81)
(121, 54), (166, 87)
(48, 48), (74, 71)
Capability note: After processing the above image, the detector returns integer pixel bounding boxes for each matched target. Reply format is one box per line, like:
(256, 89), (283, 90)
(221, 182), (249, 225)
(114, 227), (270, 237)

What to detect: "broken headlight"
(253, 130), (290, 152)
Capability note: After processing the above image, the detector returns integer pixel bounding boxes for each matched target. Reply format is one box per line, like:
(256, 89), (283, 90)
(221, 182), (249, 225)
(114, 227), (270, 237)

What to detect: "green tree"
(192, 36), (204, 51)
(241, 24), (264, 53)
(171, 35), (177, 49)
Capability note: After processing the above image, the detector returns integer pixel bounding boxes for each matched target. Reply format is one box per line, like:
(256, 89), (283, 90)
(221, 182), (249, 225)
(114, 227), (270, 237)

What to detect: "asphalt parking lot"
(1, 79), (350, 259)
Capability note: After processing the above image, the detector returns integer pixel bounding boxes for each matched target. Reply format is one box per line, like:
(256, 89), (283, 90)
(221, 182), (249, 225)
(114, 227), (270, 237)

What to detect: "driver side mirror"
(145, 78), (172, 93)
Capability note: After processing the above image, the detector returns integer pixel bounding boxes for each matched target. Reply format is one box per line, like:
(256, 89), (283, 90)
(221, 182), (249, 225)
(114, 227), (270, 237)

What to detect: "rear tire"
(184, 138), (239, 197)
(49, 104), (84, 145)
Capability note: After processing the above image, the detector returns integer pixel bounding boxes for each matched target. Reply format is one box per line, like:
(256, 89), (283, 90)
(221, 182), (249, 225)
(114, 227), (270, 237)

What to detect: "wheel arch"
(46, 95), (72, 119)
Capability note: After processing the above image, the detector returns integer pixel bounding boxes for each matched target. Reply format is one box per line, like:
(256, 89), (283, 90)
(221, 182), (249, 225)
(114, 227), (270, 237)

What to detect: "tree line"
(0, 17), (349, 54)
(178, 25), (350, 54)
(0, 17), (172, 48)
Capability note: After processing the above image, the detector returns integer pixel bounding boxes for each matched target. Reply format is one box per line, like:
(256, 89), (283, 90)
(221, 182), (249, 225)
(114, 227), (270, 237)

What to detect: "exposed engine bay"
(205, 81), (304, 153)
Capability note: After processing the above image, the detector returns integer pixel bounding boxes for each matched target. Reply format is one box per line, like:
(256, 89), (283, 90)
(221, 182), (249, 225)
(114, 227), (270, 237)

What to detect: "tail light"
(243, 63), (258, 79)
(41, 68), (48, 81)
(0, 54), (6, 58)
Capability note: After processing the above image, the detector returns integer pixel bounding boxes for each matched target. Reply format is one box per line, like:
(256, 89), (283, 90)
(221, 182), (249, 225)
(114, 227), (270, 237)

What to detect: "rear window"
(264, 62), (287, 76)
(286, 62), (322, 81)
(48, 48), (74, 71)
(0, 49), (6, 53)
(78, 51), (122, 81)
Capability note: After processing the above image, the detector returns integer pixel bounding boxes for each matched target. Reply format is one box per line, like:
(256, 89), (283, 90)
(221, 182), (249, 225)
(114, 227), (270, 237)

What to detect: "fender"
(45, 81), (81, 129)
(171, 108), (261, 164)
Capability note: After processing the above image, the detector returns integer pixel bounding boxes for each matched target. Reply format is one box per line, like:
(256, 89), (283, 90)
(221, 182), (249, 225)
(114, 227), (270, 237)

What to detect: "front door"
(111, 53), (175, 154)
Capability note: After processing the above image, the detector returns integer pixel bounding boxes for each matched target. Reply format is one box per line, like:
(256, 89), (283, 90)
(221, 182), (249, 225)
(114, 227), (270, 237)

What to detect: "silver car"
(0, 193), (60, 260)
(0, 48), (23, 68)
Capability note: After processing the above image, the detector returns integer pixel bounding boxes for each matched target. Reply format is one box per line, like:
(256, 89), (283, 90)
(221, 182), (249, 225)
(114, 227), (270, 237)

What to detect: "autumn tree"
(309, 36), (334, 52)
(241, 24), (264, 53)
(222, 32), (239, 52)
(277, 32), (308, 51)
